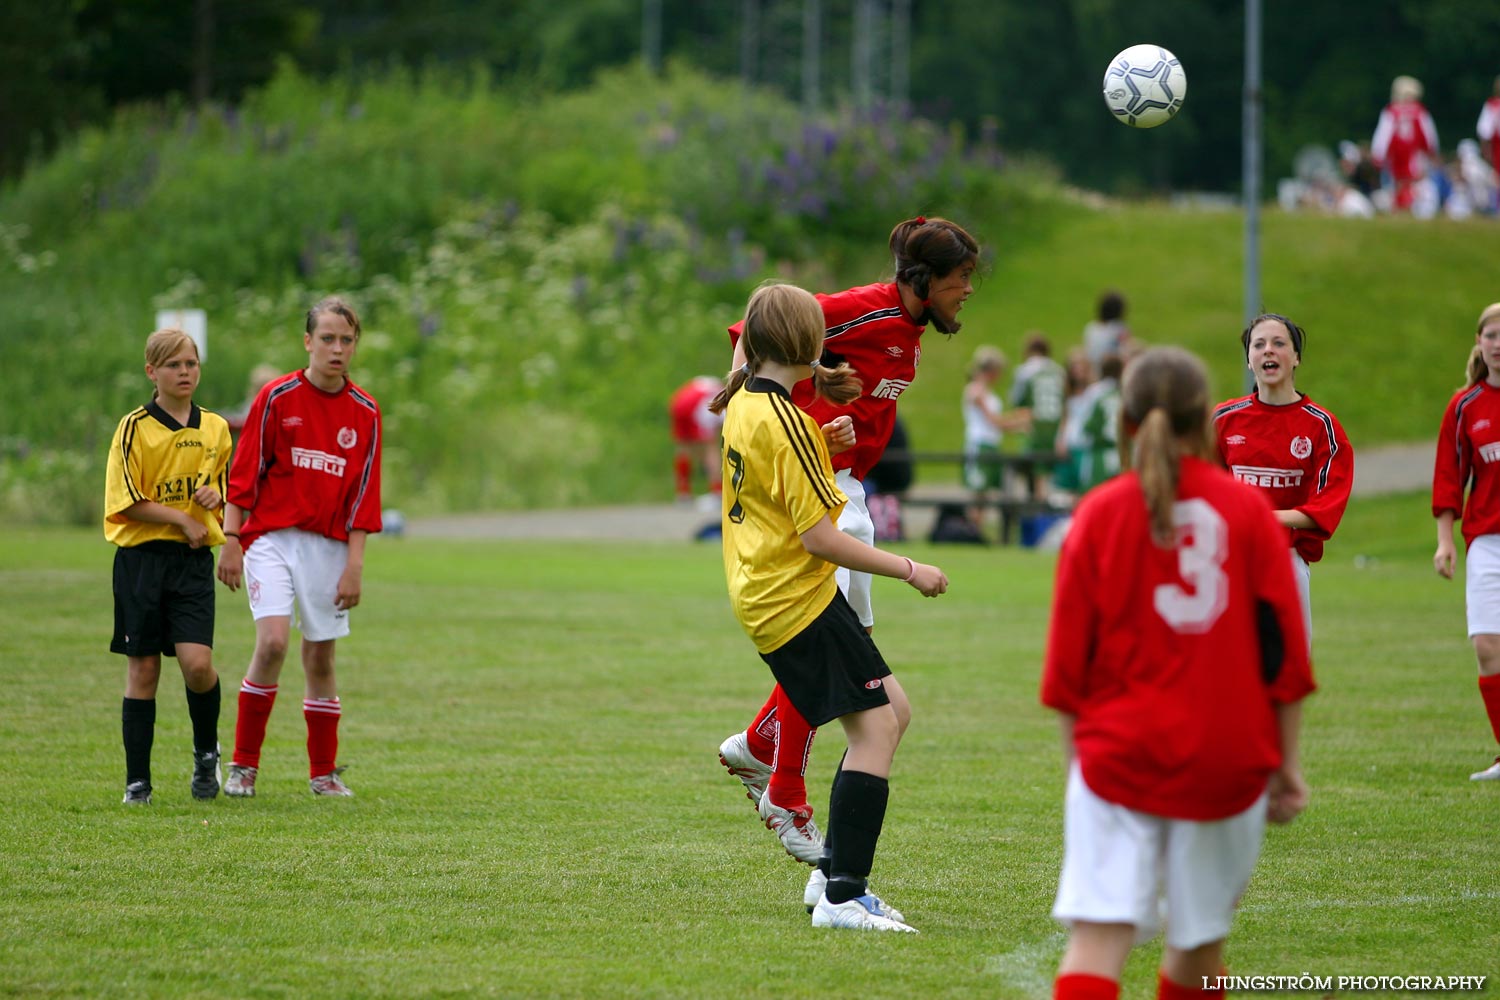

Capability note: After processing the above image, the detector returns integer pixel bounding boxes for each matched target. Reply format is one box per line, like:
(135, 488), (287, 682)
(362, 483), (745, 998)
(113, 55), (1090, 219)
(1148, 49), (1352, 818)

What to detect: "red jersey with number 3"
(1041, 457), (1315, 820)
(1433, 380), (1500, 546)
(227, 371), (383, 553)
(730, 282), (926, 480)
(1212, 392), (1353, 564)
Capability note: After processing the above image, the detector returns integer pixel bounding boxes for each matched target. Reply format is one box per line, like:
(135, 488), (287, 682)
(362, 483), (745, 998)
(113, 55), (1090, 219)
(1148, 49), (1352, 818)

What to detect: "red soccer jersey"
(1212, 392), (1353, 564)
(227, 371), (383, 553)
(730, 282), (926, 480)
(1480, 97), (1500, 170)
(1432, 380), (1500, 546)
(1372, 101), (1438, 182)
(1040, 457), (1315, 821)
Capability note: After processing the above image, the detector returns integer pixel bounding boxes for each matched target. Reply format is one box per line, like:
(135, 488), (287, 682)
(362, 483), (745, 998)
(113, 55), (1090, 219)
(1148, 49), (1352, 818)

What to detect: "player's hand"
(1434, 540), (1456, 579)
(335, 565), (363, 611)
(193, 485), (222, 510)
(1266, 766), (1308, 825)
(181, 518), (209, 549)
(216, 542), (243, 591)
(822, 415), (856, 455)
(906, 562), (948, 597)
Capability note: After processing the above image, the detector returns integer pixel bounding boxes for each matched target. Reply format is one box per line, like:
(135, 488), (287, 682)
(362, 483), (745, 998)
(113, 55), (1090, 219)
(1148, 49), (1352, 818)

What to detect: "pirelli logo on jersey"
(869, 377), (912, 400)
(291, 447), (348, 477)
(1480, 443), (1500, 464)
(1231, 465), (1303, 488)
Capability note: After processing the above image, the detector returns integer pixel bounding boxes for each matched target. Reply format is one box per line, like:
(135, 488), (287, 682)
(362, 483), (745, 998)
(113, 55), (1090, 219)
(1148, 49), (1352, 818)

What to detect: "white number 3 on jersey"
(1153, 498), (1229, 634)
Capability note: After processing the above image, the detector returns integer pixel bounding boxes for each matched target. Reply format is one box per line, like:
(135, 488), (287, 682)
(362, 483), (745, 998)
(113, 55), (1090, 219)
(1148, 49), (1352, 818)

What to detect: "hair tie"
(914, 215), (926, 225)
(740, 363), (751, 376)
(809, 359), (822, 369)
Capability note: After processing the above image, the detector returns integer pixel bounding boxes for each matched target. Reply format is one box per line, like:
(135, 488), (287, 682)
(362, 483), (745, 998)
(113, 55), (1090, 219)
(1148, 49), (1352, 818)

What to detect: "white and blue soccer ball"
(1102, 44), (1186, 128)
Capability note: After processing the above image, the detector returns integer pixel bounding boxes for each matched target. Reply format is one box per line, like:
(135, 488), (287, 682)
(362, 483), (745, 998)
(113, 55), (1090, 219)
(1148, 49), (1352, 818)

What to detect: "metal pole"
(1242, 0), (1262, 392)
(642, 0), (662, 75)
(740, 0), (760, 85)
(891, 0), (910, 111)
(852, 0), (873, 112)
(802, 0), (821, 111)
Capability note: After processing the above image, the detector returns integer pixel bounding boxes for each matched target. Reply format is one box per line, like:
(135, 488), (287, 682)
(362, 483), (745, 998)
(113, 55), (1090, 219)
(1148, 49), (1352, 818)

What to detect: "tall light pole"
(1242, 0), (1262, 391)
(802, 0), (821, 111)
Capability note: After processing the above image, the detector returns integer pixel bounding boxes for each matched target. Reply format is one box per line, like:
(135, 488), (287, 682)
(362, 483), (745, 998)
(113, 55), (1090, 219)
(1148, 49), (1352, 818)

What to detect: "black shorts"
(111, 541), (216, 658)
(760, 590), (892, 727)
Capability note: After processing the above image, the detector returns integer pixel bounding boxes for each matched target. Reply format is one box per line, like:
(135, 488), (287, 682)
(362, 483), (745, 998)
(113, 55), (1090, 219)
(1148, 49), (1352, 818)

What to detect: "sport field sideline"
(1, 491), (1495, 998)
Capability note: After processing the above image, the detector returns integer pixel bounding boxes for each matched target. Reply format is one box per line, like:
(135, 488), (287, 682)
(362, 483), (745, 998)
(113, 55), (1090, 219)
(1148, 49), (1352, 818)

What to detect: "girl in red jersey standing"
(216, 297), (383, 798)
(1433, 301), (1500, 782)
(1213, 314), (1354, 644)
(1043, 347), (1314, 1000)
(715, 217), (979, 902)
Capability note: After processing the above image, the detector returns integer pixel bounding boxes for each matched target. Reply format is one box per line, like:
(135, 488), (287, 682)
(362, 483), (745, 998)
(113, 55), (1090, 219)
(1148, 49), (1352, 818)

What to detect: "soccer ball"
(1102, 44), (1186, 128)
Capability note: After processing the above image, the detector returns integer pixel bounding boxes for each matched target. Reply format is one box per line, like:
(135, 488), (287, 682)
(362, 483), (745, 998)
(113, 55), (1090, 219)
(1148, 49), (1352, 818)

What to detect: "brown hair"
(710, 283), (861, 413)
(1022, 331), (1052, 357)
(1120, 347), (1214, 545)
(1241, 312), (1305, 362)
(1465, 303), (1500, 388)
(889, 216), (980, 297)
(306, 296), (361, 337)
(145, 328), (199, 368)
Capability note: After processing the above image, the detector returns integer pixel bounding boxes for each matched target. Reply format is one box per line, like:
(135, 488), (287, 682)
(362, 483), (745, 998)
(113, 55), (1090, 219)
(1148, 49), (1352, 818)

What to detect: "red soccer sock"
(1479, 674), (1500, 745)
(304, 697), (342, 778)
(1159, 971), (1222, 1000)
(745, 688), (779, 764)
(673, 453), (693, 498)
(765, 688), (815, 811)
(1055, 973), (1119, 1000)
(233, 680), (277, 769)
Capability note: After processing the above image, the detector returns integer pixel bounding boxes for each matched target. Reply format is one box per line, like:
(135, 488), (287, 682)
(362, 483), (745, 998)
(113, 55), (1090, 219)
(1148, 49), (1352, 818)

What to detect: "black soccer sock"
(824, 769), (889, 905)
(818, 750), (851, 878)
(122, 697), (156, 786)
(185, 679), (221, 755)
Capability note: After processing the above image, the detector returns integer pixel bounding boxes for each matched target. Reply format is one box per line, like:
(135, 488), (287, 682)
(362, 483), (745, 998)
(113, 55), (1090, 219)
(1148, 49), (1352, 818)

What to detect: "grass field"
(2, 491), (1496, 998)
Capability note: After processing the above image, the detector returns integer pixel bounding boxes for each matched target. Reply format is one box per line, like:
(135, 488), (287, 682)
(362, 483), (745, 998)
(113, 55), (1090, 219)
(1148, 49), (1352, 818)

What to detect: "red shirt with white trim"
(730, 282), (926, 480)
(1041, 457), (1315, 821)
(227, 371), (383, 553)
(1432, 380), (1500, 546)
(1212, 392), (1353, 564)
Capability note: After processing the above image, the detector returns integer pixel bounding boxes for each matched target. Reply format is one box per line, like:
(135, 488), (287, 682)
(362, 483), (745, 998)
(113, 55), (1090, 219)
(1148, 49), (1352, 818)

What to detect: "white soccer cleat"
(758, 793), (824, 866)
(1469, 757), (1500, 781)
(718, 732), (772, 807)
(310, 765), (354, 797)
(811, 893), (918, 932)
(802, 868), (904, 922)
(223, 764), (257, 798)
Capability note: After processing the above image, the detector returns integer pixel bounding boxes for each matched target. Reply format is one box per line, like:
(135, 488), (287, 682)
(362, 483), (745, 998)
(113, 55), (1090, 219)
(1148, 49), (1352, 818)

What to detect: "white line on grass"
(982, 931), (1068, 994)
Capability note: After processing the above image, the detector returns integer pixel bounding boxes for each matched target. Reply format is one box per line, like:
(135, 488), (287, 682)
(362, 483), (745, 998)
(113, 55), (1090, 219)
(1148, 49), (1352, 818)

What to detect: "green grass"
(2, 493), (1496, 998)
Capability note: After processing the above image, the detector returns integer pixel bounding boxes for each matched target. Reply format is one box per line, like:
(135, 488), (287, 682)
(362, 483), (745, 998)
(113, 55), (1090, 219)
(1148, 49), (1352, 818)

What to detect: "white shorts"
(1290, 549), (1311, 650)
(243, 528), (352, 642)
(1053, 762), (1267, 950)
(1465, 535), (1500, 637)
(833, 470), (875, 628)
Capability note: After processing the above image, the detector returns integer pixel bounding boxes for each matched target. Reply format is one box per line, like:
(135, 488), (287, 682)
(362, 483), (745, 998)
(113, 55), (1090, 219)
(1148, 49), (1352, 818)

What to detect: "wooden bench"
(871, 450), (1070, 545)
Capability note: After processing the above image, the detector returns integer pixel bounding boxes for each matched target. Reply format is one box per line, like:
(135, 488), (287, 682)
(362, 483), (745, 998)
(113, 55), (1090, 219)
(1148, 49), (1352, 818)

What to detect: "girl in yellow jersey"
(103, 328), (231, 804)
(711, 283), (948, 932)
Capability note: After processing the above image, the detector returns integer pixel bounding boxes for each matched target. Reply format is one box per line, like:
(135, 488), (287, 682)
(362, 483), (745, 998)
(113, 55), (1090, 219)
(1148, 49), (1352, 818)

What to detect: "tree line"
(4, 0), (1497, 193)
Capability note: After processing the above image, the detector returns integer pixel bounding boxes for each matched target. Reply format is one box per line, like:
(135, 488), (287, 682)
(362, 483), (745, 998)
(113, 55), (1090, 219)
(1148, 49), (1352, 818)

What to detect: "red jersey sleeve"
(1249, 499), (1316, 705)
(1294, 402), (1353, 541)
(1432, 389), (1469, 518)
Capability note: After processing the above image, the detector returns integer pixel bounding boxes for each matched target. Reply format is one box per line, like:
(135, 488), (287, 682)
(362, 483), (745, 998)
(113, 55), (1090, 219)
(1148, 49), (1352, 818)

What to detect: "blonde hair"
(1465, 302), (1500, 388)
(1119, 347), (1214, 546)
(145, 328), (199, 368)
(710, 283), (861, 413)
(1392, 75), (1423, 102)
(969, 345), (1006, 378)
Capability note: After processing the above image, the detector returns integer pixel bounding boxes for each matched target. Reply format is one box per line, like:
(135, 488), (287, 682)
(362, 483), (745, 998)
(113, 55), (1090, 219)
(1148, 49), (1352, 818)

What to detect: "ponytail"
(708, 364), (748, 415)
(1465, 345), (1487, 390)
(811, 359), (862, 405)
(1132, 408), (1179, 545)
